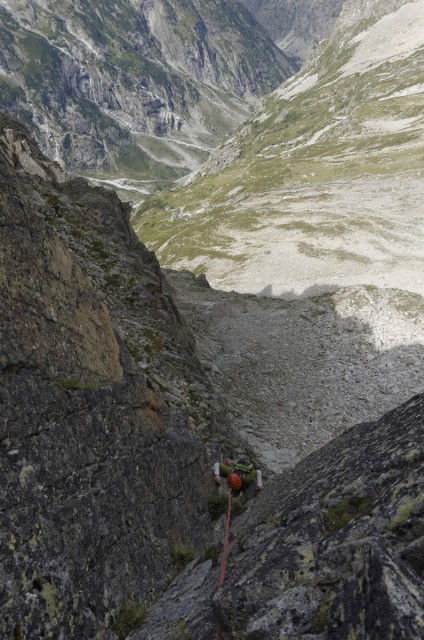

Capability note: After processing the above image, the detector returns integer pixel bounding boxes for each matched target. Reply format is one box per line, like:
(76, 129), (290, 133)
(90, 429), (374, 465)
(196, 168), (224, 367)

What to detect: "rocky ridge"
(0, 111), (237, 639)
(131, 392), (424, 639)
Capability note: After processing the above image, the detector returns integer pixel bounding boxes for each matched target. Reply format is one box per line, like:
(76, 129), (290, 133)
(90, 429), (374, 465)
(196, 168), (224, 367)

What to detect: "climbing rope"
(219, 490), (232, 585)
(216, 490), (233, 639)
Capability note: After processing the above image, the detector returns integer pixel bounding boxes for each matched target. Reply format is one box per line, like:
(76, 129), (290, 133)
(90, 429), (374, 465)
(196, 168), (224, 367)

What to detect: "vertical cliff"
(0, 111), (226, 639)
(239, 0), (344, 66)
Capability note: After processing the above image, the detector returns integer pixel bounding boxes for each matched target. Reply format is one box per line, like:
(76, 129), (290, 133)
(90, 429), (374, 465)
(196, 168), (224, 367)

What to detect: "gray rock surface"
(133, 392), (424, 639)
(240, 0), (344, 65)
(0, 112), (225, 639)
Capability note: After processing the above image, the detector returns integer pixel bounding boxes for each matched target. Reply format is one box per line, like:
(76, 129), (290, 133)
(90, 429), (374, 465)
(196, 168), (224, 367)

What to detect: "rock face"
(132, 393), (424, 639)
(1, 107), (424, 640)
(0, 111), (228, 638)
(0, 0), (292, 179)
(239, 0), (344, 66)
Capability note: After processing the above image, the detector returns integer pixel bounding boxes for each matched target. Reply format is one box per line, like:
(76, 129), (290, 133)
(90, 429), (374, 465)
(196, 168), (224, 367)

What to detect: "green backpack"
(233, 459), (255, 474)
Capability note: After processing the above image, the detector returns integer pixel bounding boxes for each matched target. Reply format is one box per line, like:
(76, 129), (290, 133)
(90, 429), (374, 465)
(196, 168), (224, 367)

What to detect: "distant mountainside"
(135, 0), (424, 298)
(239, 0), (344, 67)
(0, 0), (292, 192)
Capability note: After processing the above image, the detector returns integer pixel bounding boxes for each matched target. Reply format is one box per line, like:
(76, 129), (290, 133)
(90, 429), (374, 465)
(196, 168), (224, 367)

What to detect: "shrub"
(170, 542), (196, 572)
(322, 496), (372, 533)
(111, 598), (149, 640)
(207, 494), (246, 521)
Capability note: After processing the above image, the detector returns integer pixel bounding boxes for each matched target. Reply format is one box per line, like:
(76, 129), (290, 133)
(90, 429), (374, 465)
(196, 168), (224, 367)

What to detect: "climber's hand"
(214, 475), (221, 486)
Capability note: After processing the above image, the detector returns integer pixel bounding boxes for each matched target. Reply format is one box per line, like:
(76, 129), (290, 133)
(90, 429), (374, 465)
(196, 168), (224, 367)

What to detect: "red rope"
(216, 491), (232, 639)
(216, 621), (224, 640)
(219, 490), (232, 585)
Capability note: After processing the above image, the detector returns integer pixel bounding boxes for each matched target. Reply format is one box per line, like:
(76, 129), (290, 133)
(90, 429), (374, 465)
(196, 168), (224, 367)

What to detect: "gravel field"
(205, 172), (424, 300)
(166, 270), (424, 473)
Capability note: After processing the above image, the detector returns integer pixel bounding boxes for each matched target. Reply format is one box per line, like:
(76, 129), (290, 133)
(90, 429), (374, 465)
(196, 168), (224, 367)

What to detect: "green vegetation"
(207, 494), (246, 520)
(58, 378), (98, 390)
(174, 5), (199, 45)
(0, 78), (25, 107)
(310, 597), (333, 633)
(111, 598), (149, 640)
(21, 31), (62, 90)
(116, 144), (185, 181)
(201, 546), (219, 564)
(90, 240), (111, 260)
(170, 621), (193, 640)
(170, 542), (196, 572)
(123, 337), (143, 362)
(77, 98), (123, 135)
(13, 623), (23, 640)
(104, 272), (125, 287)
(143, 328), (164, 355)
(0, 8), (18, 46)
(322, 497), (372, 534)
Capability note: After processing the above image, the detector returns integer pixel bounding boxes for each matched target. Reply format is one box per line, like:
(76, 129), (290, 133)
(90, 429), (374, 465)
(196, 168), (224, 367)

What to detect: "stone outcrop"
(239, 0), (344, 66)
(132, 393), (424, 638)
(0, 111), (230, 639)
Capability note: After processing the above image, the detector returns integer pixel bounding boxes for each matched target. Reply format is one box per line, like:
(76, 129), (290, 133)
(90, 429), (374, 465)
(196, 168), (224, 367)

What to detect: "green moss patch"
(207, 494), (246, 520)
(322, 497), (372, 534)
(58, 378), (98, 390)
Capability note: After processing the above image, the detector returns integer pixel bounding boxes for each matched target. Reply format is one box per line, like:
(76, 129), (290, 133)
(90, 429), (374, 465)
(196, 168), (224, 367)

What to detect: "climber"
(213, 458), (263, 493)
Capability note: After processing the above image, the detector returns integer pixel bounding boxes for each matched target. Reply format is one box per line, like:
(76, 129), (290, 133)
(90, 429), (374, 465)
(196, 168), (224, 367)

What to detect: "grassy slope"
(134, 12), (424, 274)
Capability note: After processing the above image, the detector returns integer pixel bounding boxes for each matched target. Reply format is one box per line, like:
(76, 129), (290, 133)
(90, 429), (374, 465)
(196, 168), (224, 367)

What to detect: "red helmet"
(227, 472), (242, 490)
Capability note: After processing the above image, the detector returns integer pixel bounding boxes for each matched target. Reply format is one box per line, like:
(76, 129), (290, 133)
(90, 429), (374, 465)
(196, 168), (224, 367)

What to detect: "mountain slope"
(135, 0), (424, 298)
(0, 0), (292, 190)
(239, 0), (344, 67)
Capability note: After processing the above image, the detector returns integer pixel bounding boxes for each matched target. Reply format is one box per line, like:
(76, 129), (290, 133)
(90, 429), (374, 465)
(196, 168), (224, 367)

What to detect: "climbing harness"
(216, 490), (233, 640)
